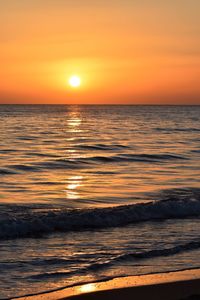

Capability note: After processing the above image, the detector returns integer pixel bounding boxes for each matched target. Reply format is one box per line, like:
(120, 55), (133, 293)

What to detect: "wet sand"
(16, 269), (200, 300)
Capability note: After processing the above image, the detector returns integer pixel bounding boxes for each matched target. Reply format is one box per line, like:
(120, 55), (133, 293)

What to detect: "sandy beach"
(16, 269), (200, 300)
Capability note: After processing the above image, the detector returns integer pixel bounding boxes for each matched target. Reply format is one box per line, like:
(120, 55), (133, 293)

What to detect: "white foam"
(1, 196), (200, 239)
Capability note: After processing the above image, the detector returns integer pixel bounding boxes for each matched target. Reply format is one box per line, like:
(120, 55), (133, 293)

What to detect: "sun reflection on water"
(66, 176), (83, 200)
(67, 110), (82, 132)
(79, 283), (96, 294)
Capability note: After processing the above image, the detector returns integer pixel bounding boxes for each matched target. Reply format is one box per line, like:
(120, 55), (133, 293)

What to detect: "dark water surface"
(0, 105), (200, 299)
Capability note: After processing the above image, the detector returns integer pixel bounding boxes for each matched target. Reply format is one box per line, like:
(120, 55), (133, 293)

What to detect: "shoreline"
(15, 268), (200, 300)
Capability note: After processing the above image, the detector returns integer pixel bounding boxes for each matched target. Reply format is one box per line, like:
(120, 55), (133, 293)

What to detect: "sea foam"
(1, 195), (200, 240)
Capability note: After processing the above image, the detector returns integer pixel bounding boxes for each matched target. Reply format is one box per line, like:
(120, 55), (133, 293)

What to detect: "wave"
(0, 149), (19, 154)
(155, 127), (200, 133)
(114, 240), (200, 262)
(76, 144), (129, 151)
(11, 164), (41, 172)
(191, 150), (200, 154)
(16, 136), (38, 141)
(86, 239), (200, 272)
(1, 152), (188, 175)
(1, 192), (200, 240)
(0, 168), (19, 175)
(25, 152), (60, 158)
(87, 153), (186, 163)
(27, 239), (200, 281)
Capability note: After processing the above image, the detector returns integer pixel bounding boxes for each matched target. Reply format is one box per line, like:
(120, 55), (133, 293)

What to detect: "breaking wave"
(1, 193), (200, 240)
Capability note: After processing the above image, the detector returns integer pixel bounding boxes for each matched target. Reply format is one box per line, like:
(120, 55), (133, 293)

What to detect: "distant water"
(0, 105), (200, 299)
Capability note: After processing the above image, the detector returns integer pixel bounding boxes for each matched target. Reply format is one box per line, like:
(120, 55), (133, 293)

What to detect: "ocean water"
(0, 105), (200, 299)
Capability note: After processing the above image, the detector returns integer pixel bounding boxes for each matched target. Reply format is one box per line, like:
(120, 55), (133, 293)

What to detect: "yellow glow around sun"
(68, 75), (81, 88)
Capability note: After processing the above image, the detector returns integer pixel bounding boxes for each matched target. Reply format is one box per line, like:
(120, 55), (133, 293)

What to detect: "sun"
(68, 75), (81, 88)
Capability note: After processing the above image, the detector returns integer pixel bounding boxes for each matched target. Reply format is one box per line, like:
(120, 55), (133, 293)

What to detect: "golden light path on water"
(66, 176), (83, 200)
(65, 109), (84, 201)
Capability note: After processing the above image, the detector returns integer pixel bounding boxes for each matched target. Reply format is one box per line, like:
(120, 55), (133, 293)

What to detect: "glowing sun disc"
(69, 75), (81, 88)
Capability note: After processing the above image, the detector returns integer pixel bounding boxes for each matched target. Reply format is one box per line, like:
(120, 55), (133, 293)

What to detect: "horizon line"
(0, 103), (200, 106)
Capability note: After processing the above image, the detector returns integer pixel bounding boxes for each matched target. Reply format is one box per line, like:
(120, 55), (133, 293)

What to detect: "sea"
(0, 105), (200, 299)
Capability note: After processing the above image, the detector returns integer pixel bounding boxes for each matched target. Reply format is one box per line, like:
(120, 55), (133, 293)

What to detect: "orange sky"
(0, 0), (199, 104)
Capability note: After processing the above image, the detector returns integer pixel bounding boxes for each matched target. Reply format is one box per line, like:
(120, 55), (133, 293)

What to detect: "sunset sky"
(0, 0), (199, 104)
